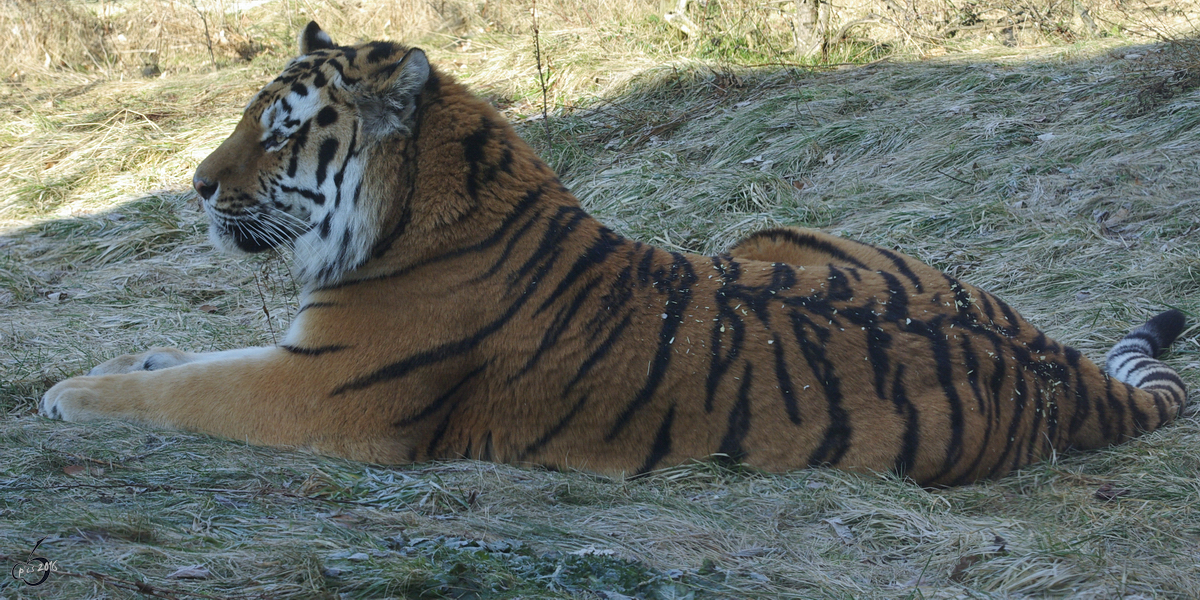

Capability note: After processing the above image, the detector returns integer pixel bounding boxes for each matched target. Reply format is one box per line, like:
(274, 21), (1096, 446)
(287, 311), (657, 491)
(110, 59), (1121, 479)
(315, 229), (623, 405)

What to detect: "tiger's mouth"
(206, 205), (313, 255)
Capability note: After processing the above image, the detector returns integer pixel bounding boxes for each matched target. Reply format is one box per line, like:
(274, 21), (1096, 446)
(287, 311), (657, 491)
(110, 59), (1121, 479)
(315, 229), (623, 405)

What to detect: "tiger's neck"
(341, 70), (590, 285)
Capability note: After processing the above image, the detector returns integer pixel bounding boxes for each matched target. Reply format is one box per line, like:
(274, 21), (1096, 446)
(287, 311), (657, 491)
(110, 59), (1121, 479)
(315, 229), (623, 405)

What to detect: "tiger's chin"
(207, 221), (277, 255)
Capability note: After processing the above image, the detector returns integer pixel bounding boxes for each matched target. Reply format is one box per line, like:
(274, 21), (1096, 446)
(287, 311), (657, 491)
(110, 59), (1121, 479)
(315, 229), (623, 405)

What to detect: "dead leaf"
(949, 535), (1007, 582)
(949, 554), (981, 581)
(1095, 483), (1130, 501)
(823, 517), (853, 543)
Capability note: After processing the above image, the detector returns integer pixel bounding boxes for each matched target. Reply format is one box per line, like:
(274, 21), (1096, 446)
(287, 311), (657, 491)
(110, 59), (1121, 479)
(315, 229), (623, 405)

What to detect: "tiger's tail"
(1105, 309), (1189, 416)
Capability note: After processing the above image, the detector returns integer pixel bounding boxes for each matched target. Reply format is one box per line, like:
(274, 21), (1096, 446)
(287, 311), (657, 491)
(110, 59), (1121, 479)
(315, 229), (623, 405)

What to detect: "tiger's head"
(192, 22), (431, 286)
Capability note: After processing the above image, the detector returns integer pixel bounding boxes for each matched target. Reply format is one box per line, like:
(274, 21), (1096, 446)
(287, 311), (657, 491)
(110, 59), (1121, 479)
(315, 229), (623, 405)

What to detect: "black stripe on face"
(279, 184), (326, 206)
(634, 404), (677, 476)
(315, 138), (339, 185)
(331, 128), (359, 209)
(317, 105), (338, 127)
(286, 121), (312, 178)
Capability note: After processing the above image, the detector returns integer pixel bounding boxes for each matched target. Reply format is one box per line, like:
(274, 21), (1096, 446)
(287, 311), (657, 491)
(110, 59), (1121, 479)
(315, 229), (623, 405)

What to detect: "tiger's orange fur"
(41, 23), (1188, 485)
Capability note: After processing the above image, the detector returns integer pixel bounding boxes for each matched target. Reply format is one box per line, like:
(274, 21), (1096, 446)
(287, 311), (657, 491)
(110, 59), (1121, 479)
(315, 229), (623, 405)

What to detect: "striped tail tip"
(1105, 309), (1188, 399)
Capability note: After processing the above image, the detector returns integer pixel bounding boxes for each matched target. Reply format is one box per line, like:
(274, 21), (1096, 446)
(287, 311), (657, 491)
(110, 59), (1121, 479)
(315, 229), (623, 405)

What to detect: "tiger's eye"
(263, 132), (288, 150)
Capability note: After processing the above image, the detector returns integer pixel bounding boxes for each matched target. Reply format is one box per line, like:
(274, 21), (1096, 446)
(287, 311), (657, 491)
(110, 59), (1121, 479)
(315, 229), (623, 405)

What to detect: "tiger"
(40, 22), (1188, 486)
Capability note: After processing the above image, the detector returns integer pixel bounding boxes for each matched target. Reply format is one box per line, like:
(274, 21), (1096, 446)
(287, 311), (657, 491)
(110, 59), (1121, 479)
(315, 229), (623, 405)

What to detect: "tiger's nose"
(193, 174), (218, 201)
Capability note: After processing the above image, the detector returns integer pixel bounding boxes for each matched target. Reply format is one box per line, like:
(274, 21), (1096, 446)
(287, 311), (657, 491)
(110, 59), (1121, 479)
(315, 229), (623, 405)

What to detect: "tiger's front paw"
(88, 348), (191, 375)
(40, 377), (107, 421)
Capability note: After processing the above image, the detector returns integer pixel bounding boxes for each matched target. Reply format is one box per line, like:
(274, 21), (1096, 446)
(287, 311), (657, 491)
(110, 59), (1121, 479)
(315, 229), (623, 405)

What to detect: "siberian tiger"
(40, 22), (1188, 486)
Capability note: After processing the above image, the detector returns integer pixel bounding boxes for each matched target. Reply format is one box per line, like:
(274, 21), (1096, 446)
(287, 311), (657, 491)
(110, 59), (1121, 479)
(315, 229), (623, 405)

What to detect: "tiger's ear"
(298, 21), (335, 55)
(357, 48), (430, 142)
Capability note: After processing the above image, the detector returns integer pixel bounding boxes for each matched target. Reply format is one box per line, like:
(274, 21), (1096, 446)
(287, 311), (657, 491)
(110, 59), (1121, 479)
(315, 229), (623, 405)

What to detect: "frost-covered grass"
(2, 1), (1199, 598)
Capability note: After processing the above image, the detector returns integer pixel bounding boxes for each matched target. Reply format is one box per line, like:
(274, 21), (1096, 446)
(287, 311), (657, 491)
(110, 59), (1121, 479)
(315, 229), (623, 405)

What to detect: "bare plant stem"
(190, 0), (217, 70)
(254, 272), (276, 345)
(532, 0), (552, 146)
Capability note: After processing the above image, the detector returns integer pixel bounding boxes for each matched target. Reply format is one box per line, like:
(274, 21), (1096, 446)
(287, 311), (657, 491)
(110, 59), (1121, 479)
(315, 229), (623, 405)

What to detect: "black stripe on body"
(988, 372), (1029, 479)
(1104, 374), (1128, 442)
(953, 335), (996, 484)
(329, 232), (562, 394)
(706, 288), (745, 413)
(462, 120), (516, 203)
(634, 404), (677, 476)
(296, 301), (337, 316)
(536, 228), (625, 315)
(772, 336), (802, 425)
(889, 364), (920, 478)
(874, 247), (925, 293)
(331, 184), (547, 290)
(392, 366), (485, 429)
(1064, 347), (1091, 439)
(512, 276), (603, 381)
(909, 315), (966, 483)
(280, 344), (348, 356)
(742, 229), (872, 271)
(717, 363), (754, 461)
(605, 251), (697, 441)
(517, 313), (635, 460)
(790, 312), (851, 467)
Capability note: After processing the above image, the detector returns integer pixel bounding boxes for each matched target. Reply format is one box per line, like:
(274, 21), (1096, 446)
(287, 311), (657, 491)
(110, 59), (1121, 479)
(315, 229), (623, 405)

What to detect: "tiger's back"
(40, 22), (1188, 486)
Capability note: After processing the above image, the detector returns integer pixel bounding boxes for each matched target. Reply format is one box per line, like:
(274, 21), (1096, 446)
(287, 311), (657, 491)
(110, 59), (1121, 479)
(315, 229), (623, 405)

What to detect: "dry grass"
(3, 1), (1200, 598)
